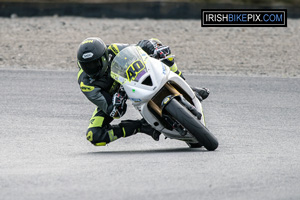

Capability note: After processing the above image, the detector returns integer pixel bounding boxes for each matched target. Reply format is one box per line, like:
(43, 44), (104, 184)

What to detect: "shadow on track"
(85, 147), (209, 155)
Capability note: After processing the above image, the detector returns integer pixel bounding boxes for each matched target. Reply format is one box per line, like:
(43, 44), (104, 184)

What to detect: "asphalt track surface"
(1, 69), (299, 200)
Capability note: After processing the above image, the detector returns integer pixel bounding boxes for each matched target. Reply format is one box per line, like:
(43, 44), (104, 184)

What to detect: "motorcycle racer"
(77, 37), (209, 146)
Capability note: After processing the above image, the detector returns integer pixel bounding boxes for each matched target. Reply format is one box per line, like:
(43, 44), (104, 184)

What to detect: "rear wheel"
(164, 98), (218, 151)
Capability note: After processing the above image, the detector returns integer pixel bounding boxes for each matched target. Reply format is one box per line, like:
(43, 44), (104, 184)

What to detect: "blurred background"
(1, 0), (300, 18)
(1, 0), (299, 77)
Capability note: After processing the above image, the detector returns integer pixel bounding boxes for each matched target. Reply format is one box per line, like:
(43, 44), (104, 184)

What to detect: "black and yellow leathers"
(78, 43), (139, 146)
(78, 43), (184, 146)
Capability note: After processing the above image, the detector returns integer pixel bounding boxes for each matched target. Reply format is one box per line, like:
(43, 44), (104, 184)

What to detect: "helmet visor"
(80, 59), (102, 78)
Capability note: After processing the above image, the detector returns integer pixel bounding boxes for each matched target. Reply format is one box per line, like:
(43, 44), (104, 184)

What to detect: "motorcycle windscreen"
(111, 46), (148, 82)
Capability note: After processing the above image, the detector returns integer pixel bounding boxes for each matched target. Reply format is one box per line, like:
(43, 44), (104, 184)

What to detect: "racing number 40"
(126, 60), (145, 81)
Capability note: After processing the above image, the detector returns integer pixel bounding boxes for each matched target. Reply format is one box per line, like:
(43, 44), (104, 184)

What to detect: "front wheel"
(164, 99), (218, 151)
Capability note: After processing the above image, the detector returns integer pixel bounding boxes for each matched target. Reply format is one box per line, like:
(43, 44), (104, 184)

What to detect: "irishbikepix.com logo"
(201, 9), (287, 27)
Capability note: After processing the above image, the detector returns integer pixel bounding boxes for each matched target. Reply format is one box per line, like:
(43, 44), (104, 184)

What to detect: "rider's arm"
(77, 70), (112, 114)
(161, 57), (184, 79)
(137, 39), (185, 79)
(107, 43), (130, 60)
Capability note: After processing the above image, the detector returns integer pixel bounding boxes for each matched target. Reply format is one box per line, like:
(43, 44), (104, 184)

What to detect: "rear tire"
(164, 98), (218, 151)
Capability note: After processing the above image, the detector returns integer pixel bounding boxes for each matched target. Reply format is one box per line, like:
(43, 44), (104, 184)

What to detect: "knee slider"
(86, 130), (108, 146)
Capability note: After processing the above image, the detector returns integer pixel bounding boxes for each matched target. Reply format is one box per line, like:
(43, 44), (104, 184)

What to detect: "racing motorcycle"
(110, 46), (218, 151)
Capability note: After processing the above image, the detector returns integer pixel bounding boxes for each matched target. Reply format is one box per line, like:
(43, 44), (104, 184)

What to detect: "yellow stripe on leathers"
(77, 68), (84, 80)
(88, 116), (104, 128)
(86, 131), (93, 142)
(170, 63), (178, 72)
(80, 81), (95, 92)
(108, 130), (118, 142)
(95, 142), (106, 146)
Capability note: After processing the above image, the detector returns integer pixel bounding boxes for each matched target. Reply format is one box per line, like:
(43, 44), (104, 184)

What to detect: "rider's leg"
(190, 87), (210, 102)
(138, 119), (161, 141)
(114, 119), (161, 141)
(165, 62), (209, 101)
(85, 108), (160, 146)
(85, 108), (139, 146)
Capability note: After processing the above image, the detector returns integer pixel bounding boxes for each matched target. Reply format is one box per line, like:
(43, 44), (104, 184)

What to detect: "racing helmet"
(77, 37), (109, 78)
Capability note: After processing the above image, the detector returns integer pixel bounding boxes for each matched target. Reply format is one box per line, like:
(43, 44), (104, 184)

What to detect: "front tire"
(164, 98), (218, 151)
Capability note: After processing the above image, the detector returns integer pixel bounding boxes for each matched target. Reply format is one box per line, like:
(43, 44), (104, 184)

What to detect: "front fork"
(148, 83), (202, 136)
(176, 95), (202, 120)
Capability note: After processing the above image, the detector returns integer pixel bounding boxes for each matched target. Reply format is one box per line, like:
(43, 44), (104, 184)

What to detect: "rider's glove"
(109, 92), (127, 118)
(155, 46), (171, 59)
(137, 40), (156, 56)
(137, 39), (171, 59)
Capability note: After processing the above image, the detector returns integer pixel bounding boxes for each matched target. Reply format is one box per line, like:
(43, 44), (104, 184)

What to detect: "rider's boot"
(191, 87), (210, 102)
(139, 119), (161, 141)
